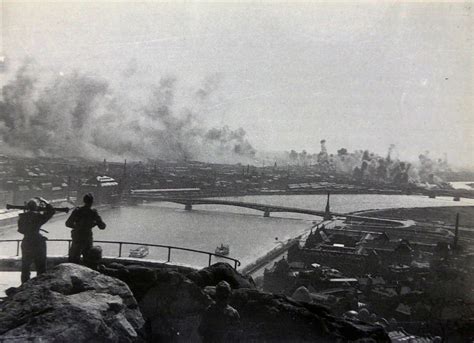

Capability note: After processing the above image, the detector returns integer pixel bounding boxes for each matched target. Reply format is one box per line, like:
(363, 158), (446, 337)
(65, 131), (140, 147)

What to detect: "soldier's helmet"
(83, 193), (94, 205)
(26, 199), (38, 211)
(215, 281), (232, 301)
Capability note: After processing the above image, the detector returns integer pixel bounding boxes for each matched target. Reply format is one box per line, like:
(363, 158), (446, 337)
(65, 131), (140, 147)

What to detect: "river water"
(1, 194), (473, 269)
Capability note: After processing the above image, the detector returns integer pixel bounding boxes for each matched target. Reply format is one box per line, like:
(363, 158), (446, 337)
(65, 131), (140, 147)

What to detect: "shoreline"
(242, 204), (474, 276)
(163, 188), (474, 199)
(354, 205), (474, 228)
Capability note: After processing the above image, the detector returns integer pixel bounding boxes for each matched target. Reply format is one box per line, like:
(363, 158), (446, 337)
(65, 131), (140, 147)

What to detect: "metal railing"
(0, 239), (241, 270)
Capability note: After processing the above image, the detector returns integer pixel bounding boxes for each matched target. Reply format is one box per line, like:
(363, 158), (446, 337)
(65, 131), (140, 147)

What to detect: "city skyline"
(0, 1), (472, 167)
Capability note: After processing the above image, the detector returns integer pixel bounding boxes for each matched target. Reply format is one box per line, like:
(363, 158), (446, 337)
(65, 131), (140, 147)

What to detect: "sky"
(0, 1), (472, 166)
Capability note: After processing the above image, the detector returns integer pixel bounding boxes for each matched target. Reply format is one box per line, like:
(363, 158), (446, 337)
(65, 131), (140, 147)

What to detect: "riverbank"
(242, 205), (474, 277)
(140, 182), (474, 200)
(355, 206), (474, 228)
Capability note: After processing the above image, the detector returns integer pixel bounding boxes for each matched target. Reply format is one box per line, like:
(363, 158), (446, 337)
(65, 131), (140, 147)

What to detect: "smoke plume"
(0, 62), (256, 163)
(205, 126), (256, 158)
(284, 140), (450, 186)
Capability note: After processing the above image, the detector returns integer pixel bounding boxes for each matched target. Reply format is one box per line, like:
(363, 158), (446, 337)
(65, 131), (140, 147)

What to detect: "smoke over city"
(281, 140), (451, 185)
(0, 62), (256, 163)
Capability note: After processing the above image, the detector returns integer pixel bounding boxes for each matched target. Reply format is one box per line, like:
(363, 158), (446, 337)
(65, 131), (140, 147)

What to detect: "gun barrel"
(6, 204), (70, 213)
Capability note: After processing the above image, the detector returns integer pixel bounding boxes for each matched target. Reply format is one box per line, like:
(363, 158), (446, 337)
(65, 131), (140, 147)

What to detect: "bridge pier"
(184, 203), (192, 211)
(263, 210), (270, 217)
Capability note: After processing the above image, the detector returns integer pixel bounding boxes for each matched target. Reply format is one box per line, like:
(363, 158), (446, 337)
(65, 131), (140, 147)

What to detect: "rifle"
(6, 204), (70, 213)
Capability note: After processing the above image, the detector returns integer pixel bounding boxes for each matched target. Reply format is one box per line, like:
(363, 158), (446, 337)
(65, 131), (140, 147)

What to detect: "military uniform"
(66, 206), (106, 264)
(18, 205), (55, 283)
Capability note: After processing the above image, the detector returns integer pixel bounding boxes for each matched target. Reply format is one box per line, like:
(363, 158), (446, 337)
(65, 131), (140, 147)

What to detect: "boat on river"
(215, 243), (230, 256)
(129, 246), (149, 258)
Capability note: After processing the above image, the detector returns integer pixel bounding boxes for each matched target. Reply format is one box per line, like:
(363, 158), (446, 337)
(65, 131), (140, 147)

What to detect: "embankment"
(356, 206), (474, 228)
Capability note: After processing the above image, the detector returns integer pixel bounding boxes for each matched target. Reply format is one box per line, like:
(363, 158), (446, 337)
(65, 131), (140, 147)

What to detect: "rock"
(4, 287), (19, 297)
(229, 288), (390, 342)
(139, 270), (210, 342)
(0, 263), (145, 342)
(187, 262), (255, 289)
(291, 286), (312, 303)
(108, 262), (127, 269)
(99, 264), (157, 302)
(126, 265), (157, 283)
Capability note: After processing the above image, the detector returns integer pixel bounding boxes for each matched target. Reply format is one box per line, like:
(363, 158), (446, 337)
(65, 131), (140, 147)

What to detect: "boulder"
(291, 286), (312, 303)
(99, 264), (158, 302)
(229, 288), (390, 342)
(187, 262), (255, 289)
(139, 270), (211, 342)
(0, 263), (145, 342)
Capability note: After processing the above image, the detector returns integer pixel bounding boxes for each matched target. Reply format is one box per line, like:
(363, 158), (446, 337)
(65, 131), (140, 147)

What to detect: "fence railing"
(0, 239), (241, 270)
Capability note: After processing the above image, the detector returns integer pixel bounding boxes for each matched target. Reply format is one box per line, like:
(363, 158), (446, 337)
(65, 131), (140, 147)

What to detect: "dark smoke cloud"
(416, 151), (449, 184)
(205, 126), (256, 158)
(0, 62), (256, 163)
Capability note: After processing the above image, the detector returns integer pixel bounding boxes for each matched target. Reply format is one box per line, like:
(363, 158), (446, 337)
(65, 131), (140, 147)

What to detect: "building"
(80, 175), (119, 205)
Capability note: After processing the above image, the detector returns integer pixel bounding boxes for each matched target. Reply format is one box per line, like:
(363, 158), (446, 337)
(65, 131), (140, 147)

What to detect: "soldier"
(199, 281), (241, 343)
(66, 193), (106, 265)
(18, 197), (55, 283)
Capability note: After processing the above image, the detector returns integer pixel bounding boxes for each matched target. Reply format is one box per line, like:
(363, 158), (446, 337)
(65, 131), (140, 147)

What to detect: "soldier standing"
(66, 193), (106, 265)
(18, 197), (55, 283)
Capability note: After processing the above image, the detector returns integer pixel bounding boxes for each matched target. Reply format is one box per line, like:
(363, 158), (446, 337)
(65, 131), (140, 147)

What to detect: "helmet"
(215, 281), (232, 300)
(26, 199), (38, 211)
(83, 193), (94, 205)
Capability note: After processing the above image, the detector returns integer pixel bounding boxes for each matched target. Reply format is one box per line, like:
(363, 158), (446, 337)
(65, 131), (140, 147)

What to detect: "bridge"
(126, 193), (340, 218)
(126, 193), (409, 227)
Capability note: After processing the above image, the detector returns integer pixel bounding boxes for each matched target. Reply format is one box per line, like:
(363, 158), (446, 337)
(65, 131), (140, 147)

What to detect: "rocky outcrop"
(0, 261), (389, 342)
(140, 271), (211, 342)
(187, 262), (255, 289)
(0, 263), (145, 342)
(134, 265), (389, 342)
(227, 288), (389, 342)
(99, 262), (160, 302)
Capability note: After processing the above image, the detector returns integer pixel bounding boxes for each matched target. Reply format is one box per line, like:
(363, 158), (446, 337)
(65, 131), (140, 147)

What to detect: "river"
(1, 194), (474, 269)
